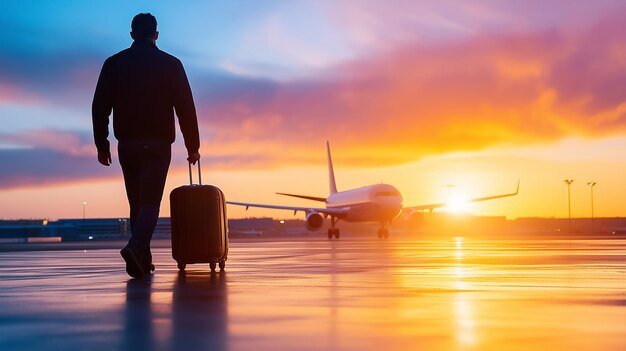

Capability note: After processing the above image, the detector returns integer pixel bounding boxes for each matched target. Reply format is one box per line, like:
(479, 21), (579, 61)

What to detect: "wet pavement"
(1, 237), (626, 350)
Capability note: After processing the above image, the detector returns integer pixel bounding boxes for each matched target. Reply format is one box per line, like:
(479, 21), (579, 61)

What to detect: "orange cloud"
(194, 13), (626, 168)
(3, 11), (626, 192)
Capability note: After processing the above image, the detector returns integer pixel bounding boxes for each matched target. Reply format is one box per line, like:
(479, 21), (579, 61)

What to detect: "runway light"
(88, 236), (93, 240)
(280, 220), (285, 224)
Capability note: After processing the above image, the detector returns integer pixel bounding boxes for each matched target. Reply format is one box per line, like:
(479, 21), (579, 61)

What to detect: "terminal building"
(2, 215), (626, 243)
(0, 217), (286, 243)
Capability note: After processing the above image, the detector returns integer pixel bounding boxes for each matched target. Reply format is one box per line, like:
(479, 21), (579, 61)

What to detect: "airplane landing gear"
(328, 217), (340, 239)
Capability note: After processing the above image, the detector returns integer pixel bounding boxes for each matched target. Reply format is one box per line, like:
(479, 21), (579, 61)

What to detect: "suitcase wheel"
(209, 262), (217, 272)
(177, 262), (186, 271)
(219, 260), (226, 271)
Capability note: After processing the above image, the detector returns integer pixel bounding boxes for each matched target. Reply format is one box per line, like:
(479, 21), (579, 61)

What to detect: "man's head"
(131, 13), (158, 43)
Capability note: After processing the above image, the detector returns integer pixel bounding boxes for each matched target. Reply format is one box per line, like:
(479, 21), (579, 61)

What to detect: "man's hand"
(187, 152), (201, 165)
(98, 151), (112, 166)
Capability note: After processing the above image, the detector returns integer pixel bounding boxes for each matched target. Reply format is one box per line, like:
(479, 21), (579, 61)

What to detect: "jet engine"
(305, 212), (324, 231)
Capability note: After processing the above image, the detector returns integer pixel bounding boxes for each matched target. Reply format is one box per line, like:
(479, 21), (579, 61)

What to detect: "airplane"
(227, 142), (519, 239)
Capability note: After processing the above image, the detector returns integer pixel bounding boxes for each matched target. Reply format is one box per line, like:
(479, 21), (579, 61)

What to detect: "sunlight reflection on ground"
(0, 237), (626, 350)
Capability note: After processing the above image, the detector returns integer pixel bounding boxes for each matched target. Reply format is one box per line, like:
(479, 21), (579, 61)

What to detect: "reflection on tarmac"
(170, 271), (228, 350)
(2, 237), (626, 350)
(123, 278), (155, 351)
(122, 271), (228, 351)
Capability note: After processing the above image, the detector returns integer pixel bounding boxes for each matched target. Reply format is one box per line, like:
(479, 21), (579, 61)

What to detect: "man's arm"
(92, 57), (114, 166)
(172, 59), (201, 162)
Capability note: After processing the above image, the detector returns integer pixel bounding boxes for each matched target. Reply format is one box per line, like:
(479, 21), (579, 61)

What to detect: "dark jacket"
(92, 39), (200, 155)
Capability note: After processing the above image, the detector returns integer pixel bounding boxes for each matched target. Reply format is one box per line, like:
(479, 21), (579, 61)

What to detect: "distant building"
(0, 220), (51, 242)
(0, 218), (131, 242)
(2, 215), (626, 243)
(0, 217), (286, 241)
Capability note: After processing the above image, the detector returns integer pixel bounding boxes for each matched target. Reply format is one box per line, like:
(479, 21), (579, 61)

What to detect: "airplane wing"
(403, 180), (520, 212)
(226, 201), (349, 217)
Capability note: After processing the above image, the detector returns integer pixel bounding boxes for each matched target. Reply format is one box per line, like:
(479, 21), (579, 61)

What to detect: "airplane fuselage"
(326, 183), (403, 223)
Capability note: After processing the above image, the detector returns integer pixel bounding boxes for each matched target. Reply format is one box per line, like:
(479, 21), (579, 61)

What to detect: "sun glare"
(445, 196), (471, 213)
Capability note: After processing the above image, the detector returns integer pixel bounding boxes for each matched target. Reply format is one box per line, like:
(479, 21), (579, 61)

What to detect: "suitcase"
(170, 160), (228, 272)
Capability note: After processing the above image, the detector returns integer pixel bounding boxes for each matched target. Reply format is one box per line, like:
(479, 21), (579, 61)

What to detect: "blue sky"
(0, 1), (354, 135)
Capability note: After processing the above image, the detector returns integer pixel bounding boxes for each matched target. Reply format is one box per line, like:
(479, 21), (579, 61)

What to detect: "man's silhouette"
(92, 13), (200, 278)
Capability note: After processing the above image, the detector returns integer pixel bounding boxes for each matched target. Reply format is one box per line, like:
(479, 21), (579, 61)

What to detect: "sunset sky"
(2, 1), (626, 220)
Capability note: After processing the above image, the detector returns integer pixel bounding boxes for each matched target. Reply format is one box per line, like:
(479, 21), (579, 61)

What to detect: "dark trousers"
(118, 140), (171, 258)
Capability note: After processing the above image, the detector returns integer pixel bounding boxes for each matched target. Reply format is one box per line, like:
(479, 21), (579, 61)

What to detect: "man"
(92, 13), (200, 278)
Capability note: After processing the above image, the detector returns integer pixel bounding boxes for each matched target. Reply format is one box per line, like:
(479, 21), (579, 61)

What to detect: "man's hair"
(131, 13), (157, 39)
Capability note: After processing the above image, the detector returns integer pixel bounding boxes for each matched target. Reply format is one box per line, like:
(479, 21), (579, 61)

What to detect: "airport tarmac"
(1, 237), (626, 351)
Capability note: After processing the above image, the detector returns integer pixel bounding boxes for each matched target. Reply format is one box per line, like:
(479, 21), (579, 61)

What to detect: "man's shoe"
(120, 245), (145, 278)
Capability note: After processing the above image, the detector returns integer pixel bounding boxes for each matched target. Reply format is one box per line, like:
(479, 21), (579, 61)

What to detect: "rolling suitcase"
(170, 160), (228, 272)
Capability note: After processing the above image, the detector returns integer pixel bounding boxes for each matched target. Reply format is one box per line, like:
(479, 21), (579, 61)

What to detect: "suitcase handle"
(188, 159), (202, 185)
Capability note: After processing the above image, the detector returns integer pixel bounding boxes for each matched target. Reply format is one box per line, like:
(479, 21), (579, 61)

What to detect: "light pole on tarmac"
(587, 182), (596, 235)
(564, 179), (574, 235)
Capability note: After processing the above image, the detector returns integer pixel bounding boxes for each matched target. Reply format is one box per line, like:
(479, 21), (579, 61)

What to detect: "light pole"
(83, 201), (87, 220)
(587, 182), (596, 234)
(564, 179), (574, 235)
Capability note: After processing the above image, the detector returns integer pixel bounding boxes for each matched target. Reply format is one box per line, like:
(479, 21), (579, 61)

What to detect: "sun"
(445, 196), (471, 213)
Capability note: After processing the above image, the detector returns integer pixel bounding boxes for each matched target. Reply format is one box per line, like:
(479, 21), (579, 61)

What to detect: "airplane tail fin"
(327, 141), (338, 194)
